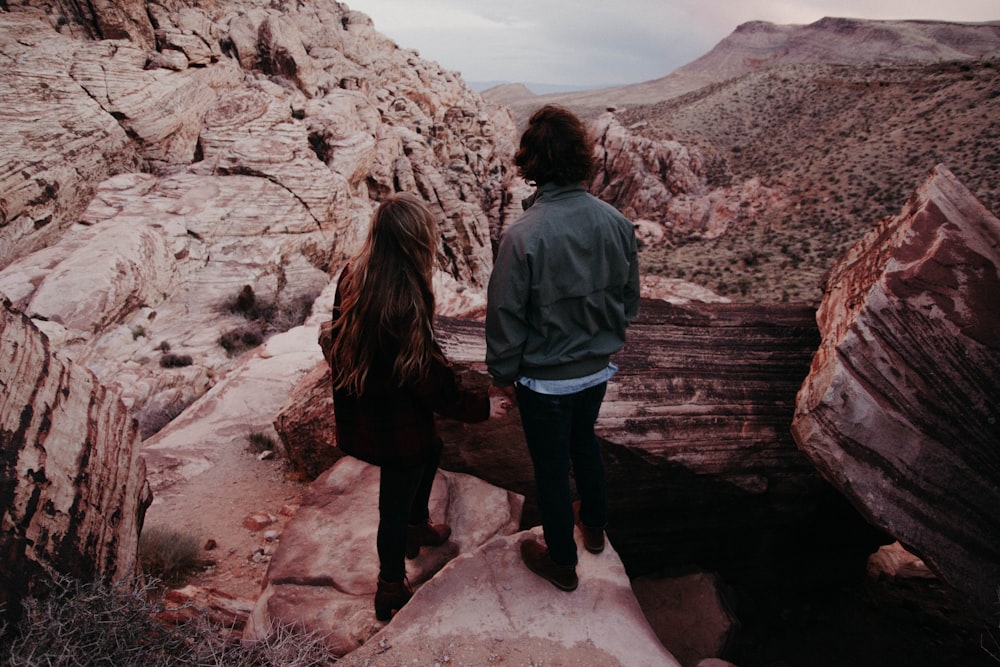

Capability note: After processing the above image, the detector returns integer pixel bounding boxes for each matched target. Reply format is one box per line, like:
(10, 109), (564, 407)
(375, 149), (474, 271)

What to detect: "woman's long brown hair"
(331, 192), (439, 393)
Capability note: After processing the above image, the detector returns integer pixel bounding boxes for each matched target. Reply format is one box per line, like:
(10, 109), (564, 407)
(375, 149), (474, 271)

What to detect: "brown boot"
(573, 501), (605, 554)
(405, 520), (452, 559)
(374, 576), (412, 621)
(519, 537), (578, 592)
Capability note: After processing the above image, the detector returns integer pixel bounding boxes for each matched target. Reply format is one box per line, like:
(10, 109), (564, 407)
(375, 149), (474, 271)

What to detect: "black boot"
(374, 576), (412, 621)
(405, 520), (452, 559)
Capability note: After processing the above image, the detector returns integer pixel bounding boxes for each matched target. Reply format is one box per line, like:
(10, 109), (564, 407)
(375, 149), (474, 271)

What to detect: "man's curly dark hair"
(514, 105), (596, 186)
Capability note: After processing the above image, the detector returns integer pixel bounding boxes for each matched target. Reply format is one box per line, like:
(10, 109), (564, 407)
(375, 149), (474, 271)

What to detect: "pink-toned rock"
(339, 528), (681, 667)
(591, 112), (709, 222)
(867, 541), (934, 581)
(1, 0), (517, 440)
(70, 40), (244, 169)
(159, 584), (255, 633)
(273, 360), (342, 480)
(0, 218), (175, 336)
(0, 9), (142, 269)
(588, 113), (787, 248)
(246, 457), (524, 656)
(0, 299), (151, 619)
(791, 164), (1000, 617)
(243, 512), (277, 532)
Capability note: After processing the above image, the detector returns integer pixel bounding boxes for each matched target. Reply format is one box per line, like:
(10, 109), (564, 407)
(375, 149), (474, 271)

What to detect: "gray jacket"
(486, 182), (640, 386)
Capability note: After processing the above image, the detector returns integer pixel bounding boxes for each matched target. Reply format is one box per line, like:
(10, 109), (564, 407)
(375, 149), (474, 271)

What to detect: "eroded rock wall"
(791, 164), (1000, 616)
(0, 299), (151, 619)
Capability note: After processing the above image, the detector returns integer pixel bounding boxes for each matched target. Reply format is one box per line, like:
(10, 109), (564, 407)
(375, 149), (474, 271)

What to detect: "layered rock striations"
(278, 298), (885, 586)
(0, 299), (152, 620)
(433, 302), (887, 582)
(0, 1), (517, 438)
(791, 164), (1000, 617)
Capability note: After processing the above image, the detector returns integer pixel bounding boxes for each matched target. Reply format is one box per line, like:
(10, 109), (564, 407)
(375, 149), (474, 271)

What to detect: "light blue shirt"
(517, 363), (618, 396)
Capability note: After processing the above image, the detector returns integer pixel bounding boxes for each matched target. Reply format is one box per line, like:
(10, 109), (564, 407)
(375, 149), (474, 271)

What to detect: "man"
(486, 104), (640, 591)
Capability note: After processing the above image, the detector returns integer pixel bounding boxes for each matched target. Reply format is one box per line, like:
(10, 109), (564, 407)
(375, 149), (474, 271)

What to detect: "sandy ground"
(141, 441), (309, 601)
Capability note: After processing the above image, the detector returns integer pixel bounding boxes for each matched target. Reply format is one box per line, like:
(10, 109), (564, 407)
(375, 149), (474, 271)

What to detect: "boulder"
(339, 527), (681, 666)
(791, 164), (1000, 617)
(632, 572), (739, 667)
(434, 302), (887, 584)
(246, 457), (525, 657)
(0, 218), (176, 336)
(0, 299), (151, 621)
(273, 360), (343, 480)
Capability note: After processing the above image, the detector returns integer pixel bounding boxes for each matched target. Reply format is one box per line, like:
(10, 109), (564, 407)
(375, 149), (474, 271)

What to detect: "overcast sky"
(351, 0), (999, 88)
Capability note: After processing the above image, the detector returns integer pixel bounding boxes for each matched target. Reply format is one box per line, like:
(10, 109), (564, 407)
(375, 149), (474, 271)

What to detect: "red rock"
(792, 164), (1000, 617)
(243, 512), (276, 532)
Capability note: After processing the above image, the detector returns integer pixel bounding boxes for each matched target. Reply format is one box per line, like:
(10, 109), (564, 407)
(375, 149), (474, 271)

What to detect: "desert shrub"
(139, 526), (203, 587)
(160, 353), (193, 368)
(136, 394), (197, 440)
(219, 286), (317, 354)
(220, 325), (264, 355)
(247, 431), (278, 455)
(0, 577), (336, 666)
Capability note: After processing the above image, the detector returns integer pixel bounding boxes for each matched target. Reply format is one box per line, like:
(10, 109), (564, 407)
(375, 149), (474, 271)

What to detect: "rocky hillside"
(489, 17), (1000, 304)
(0, 0), (517, 438)
(622, 57), (1000, 303)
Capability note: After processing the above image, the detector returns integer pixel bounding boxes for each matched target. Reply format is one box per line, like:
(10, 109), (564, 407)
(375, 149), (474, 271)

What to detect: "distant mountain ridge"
(484, 15), (1000, 303)
(486, 16), (1000, 118)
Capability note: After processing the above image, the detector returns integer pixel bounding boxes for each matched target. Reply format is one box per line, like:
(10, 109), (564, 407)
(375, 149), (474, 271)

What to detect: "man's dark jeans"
(516, 381), (608, 568)
(377, 441), (441, 582)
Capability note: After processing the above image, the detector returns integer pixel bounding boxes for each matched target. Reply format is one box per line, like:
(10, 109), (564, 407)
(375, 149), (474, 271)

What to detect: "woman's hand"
(489, 394), (509, 419)
(488, 384), (516, 419)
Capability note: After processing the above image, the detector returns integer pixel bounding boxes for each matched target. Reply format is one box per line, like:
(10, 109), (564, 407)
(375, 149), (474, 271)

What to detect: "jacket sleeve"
(623, 220), (640, 324)
(485, 231), (531, 386)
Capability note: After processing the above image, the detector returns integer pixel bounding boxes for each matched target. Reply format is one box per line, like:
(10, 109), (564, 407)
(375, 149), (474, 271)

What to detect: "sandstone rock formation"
(246, 457), (525, 657)
(0, 1), (517, 441)
(0, 299), (151, 621)
(591, 113), (786, 244)
(436, 301), (889, 581)
(338, 527), (681, 667)
(791, 164), (1000, 617)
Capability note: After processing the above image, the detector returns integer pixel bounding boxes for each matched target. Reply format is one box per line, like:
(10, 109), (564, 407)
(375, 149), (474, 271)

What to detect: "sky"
(351, 0), (1000, 89)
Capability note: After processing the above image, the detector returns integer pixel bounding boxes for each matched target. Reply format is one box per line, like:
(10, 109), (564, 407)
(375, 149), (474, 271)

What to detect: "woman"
(322, 192), (506, 621)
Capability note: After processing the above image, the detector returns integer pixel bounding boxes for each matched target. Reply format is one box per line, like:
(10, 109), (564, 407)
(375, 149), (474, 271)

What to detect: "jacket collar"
(522, 182), (586, 210)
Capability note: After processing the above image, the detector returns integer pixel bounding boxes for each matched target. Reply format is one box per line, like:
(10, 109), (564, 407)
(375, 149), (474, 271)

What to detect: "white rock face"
(340, 527), (681, 667)
(0, 1), (517, 441)
(246, 457), (526, 657)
